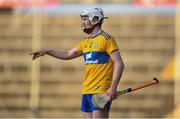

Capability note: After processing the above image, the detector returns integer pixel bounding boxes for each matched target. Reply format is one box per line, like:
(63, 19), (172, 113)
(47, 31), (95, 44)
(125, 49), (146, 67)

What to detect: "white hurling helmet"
(80, 7), (107, 25)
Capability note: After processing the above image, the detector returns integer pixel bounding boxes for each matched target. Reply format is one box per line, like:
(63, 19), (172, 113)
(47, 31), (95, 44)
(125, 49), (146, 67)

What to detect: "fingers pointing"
(30, 51), (45, 60)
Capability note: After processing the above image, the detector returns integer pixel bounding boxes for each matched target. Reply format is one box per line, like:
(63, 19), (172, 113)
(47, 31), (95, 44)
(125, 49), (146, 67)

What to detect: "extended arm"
(30, 47), (82, 60)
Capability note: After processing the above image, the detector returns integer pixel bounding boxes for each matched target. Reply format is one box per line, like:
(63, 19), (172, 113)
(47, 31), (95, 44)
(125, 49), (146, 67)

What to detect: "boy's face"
(81, 16), (92, 29)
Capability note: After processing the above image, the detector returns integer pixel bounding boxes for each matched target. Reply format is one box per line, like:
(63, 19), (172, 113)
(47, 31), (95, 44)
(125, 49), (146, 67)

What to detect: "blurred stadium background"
(0, 0), (179, 118)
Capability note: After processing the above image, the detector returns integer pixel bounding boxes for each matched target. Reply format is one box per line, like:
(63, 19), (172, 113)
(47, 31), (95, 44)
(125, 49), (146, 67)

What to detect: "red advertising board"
(133, 0), (176, 6)
(0, 0), (60, 8)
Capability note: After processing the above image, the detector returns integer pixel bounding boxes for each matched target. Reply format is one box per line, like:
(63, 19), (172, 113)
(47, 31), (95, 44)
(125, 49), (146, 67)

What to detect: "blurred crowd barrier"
(0, 1), (177, 118)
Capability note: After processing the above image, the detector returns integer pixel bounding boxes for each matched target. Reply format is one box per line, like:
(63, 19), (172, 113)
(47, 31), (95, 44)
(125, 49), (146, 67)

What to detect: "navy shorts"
(81, 94), (112, 112)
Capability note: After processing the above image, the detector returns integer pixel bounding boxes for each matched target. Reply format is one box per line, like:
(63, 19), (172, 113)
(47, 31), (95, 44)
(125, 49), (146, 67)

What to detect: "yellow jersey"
(77, 31), (119, 94)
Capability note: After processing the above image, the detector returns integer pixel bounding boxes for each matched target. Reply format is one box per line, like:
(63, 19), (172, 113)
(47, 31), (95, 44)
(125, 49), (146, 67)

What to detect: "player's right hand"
(30, 50), (46, 60)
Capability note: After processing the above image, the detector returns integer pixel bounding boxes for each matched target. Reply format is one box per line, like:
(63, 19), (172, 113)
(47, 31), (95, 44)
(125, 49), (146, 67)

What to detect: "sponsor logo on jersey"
(83, 51), (109, 64)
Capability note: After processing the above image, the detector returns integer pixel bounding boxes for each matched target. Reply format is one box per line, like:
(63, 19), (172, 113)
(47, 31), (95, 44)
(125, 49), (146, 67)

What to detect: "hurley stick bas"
(92, 78), (159, 109)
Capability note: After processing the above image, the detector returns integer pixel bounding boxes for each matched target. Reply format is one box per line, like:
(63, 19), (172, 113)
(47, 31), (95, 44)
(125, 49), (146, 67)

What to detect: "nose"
(81, 19), (86, 25)
(81, 19), (85, 24)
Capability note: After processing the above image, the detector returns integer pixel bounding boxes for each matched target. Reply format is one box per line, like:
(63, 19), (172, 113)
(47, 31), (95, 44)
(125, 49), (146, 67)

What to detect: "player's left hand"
(106, 88), (117, 101)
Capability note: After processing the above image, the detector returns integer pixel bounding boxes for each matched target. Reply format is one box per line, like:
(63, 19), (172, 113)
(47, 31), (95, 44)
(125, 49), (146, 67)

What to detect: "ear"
(91, 16), (99, 25)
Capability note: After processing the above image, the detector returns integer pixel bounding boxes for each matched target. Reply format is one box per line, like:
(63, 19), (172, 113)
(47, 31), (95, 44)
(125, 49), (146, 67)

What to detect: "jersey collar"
(91, 30), (103, 39)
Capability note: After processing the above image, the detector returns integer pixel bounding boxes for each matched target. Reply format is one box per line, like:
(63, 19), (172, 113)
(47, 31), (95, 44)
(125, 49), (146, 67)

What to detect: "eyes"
(81, 17), (88, 21)
(80, 15), (89, 21)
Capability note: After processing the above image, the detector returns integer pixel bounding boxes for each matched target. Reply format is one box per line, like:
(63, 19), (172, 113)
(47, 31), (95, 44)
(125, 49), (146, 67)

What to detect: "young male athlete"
(30, 7), (124, 118)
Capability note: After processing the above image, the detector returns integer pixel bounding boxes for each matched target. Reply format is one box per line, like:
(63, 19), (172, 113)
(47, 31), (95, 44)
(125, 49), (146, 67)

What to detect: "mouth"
(81, 24), (85, 29)
(81, 24), (91, 30)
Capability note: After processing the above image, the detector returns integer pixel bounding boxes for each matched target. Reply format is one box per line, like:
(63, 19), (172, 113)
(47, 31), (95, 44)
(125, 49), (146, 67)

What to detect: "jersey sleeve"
(76, 41), (83, 52)
(106, 37), (119, 54)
